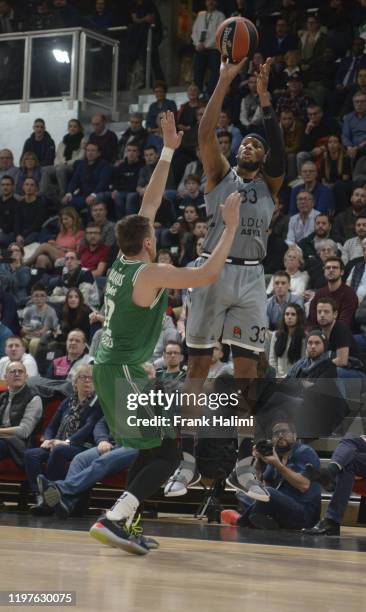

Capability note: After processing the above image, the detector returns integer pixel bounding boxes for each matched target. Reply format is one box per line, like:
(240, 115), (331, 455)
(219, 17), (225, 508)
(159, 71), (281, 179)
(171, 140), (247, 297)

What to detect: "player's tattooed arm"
(257, 58), (285, 194)
(139, 111), (183, 223)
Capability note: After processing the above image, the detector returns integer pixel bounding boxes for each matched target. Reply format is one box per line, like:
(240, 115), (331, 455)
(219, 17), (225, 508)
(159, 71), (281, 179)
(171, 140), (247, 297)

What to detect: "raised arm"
(139, 112), (183, 223)
(257, 58), (285, 196)
(199, 57), (246, 192)
(133, 192), (241, 306)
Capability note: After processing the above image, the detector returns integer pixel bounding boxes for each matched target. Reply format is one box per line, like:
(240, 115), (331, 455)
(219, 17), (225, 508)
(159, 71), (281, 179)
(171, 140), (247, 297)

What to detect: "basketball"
(215, 17), (259, 63)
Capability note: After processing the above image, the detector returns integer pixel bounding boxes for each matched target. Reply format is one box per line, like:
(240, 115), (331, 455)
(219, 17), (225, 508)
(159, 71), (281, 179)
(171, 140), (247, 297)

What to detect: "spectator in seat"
(118, 113), (147, 159)
(234, 418), (321, 531)
(191, 0), (225, 97)
(267, 245), (309, 299)
(308, 257), (358, 327)
(176, 84), (202, 165)
(289, 161), (334, 216)
(342, 67), (366, 117)
(53, 289), (91, 348)
(304, 238), (338, 292)
(0, 175), (17, 247)
(35, 417), (138, 519)
(298, 212), (334, 262)
(47, 329), (92, 380)
(269, 303), (306, 378)
(50, 249), (93, 292)
(318, 0), (353, 59)
(86, 0), (113, 30)
(24, 363), (101, 514)
(155, 341), (185, 382)
(0, 242), (30, 307)
(0, 149), (19, 190)
(21, 283), (59, 356)
(0, 336), (38, 380)
(62, 143), (112, 211)
(146, 112), (165, 155)
(346, 237), (366, 303)
(87, 201), (115, 247)
(333, 37), (366, 111)
(319, 135), (352, 215)
(15, 152), (42, 196)
(177, 145), (206, 196)
(341, 92), (366, 176)
(266, 271), (303, 331)
(342, 214), (366, 265)
(0, 361), (42, 468)
(217, 130), (236, 166)
(40, 118), (85, 200)
(240, 73), (262, 133)
(104, 143), (144, 220)
(215, 110), (242, 155)
(21, 118), (55, 167)
(125, 145), (176, 216)
(78, 223), (109, 279)
(332, 187), (366, 244)
(177, 174), (205, 215)
(305, 433), (366, 536)
(145, 82), (177, 133)
(276, 73), (312, 123)
(206, 341), (233, 380)
(14, 177), (46, 246)
(298, 14), (327, 74)
(316, 298), (366, 379)
(259, 16), (299, 60)
(51, 0), (81, 28)
(88, 114), (118, 164)
(25, 207), (84, 266)
(279, 109), (304, 183)
(286, 191), (320, 245)
(296, 105), (340, 175)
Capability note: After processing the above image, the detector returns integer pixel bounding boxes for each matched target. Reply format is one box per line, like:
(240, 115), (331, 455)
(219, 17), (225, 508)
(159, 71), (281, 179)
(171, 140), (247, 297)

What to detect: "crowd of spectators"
(1, 0), (366, 534)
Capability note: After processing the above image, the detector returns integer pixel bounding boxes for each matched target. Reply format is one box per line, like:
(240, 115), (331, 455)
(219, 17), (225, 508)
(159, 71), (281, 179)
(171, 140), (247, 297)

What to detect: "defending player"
(89, 112), (241, 555)
(164, 57), (286, 497)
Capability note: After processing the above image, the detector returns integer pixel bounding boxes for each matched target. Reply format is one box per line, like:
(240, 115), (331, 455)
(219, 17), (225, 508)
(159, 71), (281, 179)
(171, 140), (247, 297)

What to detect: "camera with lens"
(255, 439), (274, 457)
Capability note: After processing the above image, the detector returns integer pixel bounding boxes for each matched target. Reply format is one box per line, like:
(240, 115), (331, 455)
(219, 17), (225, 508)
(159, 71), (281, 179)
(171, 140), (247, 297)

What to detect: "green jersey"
(96, 255), (168, 367)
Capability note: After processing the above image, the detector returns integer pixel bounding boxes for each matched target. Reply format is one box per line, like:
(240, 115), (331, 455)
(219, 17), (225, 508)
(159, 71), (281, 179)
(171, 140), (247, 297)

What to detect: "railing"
(0, 27), (119, 115)
(0, 24), (155, 115)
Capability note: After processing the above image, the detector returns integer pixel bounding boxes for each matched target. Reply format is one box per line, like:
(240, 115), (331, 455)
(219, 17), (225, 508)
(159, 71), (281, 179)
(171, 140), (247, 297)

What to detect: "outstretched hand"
(161, 111), (183, 150)
(220, 191), (241, 231)
(219, 55), (248, 85)
(257, 57), (273, 97)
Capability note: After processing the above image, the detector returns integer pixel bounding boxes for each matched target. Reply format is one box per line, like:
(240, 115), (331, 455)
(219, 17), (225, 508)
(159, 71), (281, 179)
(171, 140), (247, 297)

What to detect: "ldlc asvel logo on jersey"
(233, 326), (241, 339)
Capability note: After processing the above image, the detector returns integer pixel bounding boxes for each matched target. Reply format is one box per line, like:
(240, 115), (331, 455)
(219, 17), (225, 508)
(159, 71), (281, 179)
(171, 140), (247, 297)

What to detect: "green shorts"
(93, 363), (162, 450)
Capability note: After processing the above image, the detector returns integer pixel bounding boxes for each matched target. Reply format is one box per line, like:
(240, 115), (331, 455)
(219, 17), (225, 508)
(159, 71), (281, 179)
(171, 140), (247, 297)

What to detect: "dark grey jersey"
(203, 169), (274, 260)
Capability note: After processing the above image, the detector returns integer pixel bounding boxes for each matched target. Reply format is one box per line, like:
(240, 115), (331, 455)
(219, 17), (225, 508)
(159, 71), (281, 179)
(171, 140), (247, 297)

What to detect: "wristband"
(160, 146), (174, 162)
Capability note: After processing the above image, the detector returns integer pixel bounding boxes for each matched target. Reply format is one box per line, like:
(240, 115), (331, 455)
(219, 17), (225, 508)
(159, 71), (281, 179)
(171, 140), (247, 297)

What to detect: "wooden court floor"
(1, 525), (366, 612)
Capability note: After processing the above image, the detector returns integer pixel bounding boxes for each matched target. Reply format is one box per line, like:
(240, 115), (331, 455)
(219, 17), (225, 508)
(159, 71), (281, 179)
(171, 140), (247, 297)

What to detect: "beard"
(237, 158), (261, 171)
(275, 441), (293, 455)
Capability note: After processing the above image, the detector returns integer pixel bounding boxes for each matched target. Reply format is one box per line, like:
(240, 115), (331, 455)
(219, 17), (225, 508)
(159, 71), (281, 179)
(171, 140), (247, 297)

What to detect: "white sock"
(106, 491), (139, 526)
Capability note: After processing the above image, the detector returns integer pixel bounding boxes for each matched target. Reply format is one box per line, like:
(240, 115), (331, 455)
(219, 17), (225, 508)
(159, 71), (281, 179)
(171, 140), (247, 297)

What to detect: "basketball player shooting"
(89, 111), (242, 555)
(164, 57), (286, 498)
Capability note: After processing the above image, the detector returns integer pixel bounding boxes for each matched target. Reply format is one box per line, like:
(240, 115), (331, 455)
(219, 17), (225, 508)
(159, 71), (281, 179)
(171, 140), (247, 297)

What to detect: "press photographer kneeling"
(235, 419), (322, 531)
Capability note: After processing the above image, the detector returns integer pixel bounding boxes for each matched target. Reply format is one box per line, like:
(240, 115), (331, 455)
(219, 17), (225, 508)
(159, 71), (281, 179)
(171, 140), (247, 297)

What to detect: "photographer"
(235, 419), (321, 531)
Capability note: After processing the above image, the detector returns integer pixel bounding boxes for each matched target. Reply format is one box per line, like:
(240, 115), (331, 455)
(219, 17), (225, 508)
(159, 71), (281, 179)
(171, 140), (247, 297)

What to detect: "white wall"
(0, 100), (79, 165)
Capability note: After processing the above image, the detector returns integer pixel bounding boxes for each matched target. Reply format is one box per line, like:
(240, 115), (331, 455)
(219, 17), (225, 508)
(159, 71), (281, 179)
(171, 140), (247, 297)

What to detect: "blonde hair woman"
(267, 245), (309, 298)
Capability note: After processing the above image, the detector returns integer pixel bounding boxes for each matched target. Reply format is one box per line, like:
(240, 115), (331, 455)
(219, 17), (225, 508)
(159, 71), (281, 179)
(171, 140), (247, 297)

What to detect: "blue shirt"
(263, 441), (321, 526)
(342, 111), (366, 147)
(146, 99), (177, 130)
(0, 322), (12, 358)
(289, 182), (334, 216)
